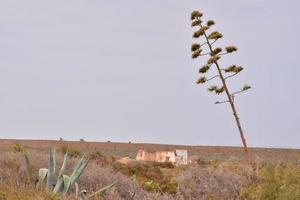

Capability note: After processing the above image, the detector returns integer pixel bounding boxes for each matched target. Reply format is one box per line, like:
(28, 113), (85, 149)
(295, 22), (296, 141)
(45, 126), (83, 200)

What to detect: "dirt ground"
(1, 139), (300, 161)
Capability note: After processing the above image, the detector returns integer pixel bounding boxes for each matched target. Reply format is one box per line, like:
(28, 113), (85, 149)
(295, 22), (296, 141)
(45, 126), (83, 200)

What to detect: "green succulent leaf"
(37, 168), (48, 189)
(46, 148), (56, 190)
(62, 175), (71, 194)
(69, 158), (89, 188)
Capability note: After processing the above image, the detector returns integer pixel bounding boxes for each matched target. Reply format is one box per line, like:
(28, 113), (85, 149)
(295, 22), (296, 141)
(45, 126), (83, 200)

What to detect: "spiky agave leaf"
(206, 20), (215, 26)
(191, 43), (201, 51)
(225, 46), (238, 53)
(36, 168), (48, 189)
(207, 31), (223, 40)
(207, 55), (220, 64)
(224, 65), (243, 73)
(53, 151), (69, 193)
(53, 176), (64, 193)
(58, 151), (68, 178)
(75, 182), (79, 197)
(62, 175), (71, 194)
(199, 65), (210, 73)
(46, 148), (56, 190)
(190, 10), (203, 20)
(69, 158), (89, 188)
(39, 168), (48, 183)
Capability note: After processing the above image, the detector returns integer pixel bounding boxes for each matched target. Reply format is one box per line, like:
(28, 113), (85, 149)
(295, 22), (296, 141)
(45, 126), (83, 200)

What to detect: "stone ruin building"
(136, 149), (188, 165)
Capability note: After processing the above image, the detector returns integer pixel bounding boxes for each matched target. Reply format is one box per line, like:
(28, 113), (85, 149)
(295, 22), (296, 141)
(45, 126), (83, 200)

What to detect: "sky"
(0, 0), (299, 148)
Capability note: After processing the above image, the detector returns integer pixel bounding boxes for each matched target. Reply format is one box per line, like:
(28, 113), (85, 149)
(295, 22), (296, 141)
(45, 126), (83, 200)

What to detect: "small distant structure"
(175, 150), (188, 165)
(136, 149), (188, 165)
(59, 137), (63, 141)
(80, 137), (85, 142)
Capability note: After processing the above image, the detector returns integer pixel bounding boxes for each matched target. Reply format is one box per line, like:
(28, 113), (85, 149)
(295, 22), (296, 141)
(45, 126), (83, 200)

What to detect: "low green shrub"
(11, 142), (24, 153)
(241, 162), (300, 200)
(160, 182), (178, 194)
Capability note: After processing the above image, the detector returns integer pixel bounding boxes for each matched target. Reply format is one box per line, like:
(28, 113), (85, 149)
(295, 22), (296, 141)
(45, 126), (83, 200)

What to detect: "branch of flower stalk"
(231, 89), (247, 96)
(218, 52), (230, 56)
(200, 42), (208, 47)
(215, 100), (229, 104)
(201, 52), (211, 56)
(224, 72), (239, 80)
(206, 75), (220, 82)
(211, 39), (219, 45)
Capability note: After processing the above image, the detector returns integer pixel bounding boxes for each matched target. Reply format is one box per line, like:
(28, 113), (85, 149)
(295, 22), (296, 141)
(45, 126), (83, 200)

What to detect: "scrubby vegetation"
(1, 143), (300, 200)
(112, 161), (178, 194)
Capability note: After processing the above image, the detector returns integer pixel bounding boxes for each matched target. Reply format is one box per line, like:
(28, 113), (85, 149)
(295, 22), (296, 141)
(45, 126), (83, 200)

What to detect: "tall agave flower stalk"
(190, 10), (252, 162)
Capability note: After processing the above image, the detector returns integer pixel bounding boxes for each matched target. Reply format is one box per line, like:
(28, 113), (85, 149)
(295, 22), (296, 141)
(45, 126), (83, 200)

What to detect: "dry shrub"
(79, 160), (176, 199)
(0, 184), (61, 200)
(6, 147), (300, 200)
(176, 162), (252, 200)
(112, 161), (179, 194)
(0, 149), (175, 200)
(89, 150), (115, 166)
(60, 145), (83, 158)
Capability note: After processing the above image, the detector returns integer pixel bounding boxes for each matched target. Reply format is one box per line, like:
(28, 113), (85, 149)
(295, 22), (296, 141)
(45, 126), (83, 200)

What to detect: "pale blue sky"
(0, 0), (299, 148)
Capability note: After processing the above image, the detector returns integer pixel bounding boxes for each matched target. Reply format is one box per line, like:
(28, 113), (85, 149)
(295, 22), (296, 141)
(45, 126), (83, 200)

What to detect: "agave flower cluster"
(190, 10), (251, 98)
(189, 10), (252, 162)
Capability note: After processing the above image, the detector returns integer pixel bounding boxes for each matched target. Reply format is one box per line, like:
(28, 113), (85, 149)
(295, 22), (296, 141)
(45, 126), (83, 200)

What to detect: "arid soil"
(1, 139), (299, 161)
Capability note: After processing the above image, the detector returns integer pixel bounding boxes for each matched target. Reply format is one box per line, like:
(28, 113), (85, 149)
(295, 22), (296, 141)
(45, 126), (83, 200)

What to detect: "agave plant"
(36, 148), (89, 194)
(32, 148), (115, 198)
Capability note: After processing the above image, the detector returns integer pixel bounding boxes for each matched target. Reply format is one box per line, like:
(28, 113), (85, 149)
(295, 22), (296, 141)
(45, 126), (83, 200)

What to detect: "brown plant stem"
(201, 24), (252, 163)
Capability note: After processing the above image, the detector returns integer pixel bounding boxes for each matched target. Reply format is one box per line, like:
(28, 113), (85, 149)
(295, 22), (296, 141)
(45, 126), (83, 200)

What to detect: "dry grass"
(1, 139), (300, 161)
(1, 140), (300, 199)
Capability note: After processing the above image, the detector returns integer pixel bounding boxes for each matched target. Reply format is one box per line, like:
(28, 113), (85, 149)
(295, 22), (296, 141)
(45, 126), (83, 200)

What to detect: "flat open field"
(2, 139), (300, 199)
(1, 139), (299, 161)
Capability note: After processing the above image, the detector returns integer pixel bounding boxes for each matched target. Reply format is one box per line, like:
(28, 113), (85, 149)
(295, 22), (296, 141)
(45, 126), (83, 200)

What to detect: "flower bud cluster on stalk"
(190, 10), (252, 163)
